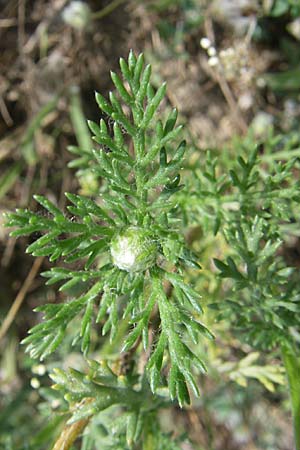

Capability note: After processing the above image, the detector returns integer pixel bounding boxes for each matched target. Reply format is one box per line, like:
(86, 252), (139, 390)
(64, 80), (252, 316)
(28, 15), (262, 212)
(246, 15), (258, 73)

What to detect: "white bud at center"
(110, 227), (157, 273)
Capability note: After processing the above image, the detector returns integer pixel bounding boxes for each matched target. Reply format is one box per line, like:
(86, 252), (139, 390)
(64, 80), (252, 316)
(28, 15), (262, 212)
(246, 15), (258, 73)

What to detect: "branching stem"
(281, 344), (300, 450)
(52, 414), (90, 450)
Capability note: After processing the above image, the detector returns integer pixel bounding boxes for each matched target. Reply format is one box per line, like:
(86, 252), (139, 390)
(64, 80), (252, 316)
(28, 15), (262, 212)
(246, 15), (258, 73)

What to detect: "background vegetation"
(1, 1), (300, 449)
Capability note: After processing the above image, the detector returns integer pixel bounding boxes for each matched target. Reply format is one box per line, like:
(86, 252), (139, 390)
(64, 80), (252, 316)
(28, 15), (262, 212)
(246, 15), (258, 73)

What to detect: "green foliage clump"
(179, 130), (300, 449)
(182, 135), (300, 348)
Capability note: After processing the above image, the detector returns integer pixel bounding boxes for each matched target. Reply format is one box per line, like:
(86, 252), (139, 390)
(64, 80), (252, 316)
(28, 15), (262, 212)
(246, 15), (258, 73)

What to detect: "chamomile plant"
(6, 51), (213, 448)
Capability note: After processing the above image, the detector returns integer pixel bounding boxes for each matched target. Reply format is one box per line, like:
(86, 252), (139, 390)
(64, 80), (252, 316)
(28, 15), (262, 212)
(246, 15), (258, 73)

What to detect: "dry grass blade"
(0, 256), (44, 341)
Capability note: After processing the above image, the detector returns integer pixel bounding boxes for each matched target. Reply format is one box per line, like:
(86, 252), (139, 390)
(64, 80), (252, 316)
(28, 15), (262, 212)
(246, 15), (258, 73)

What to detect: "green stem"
(21, 95), (60, 165)
(261, 147), (300, 162)
(92, 0), (127, 20)
(142, 415), (158, 450)
(69, 86), (93, 152)
(281, 343), (300, 450)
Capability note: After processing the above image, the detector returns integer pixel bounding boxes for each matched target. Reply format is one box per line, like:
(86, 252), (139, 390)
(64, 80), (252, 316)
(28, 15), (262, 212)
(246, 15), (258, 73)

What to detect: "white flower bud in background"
(208, 56), (219, 67)
(32, 364), (46, 376)
(208, 46), (217, 57)
(251, 111), (274, 138)
(110, 227), (157, 273)
(200, 37), (212, 50)
(62, 1), (91, 30)
(30, 377), (40, 389)
(200, 37), (220, 68)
